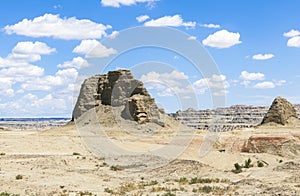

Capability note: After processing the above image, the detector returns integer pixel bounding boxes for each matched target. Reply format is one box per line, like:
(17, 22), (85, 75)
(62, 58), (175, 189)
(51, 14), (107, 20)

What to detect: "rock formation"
(172, 103), (300, 131)
(261, 96), (299, 126)
(73, 69), (164, 125)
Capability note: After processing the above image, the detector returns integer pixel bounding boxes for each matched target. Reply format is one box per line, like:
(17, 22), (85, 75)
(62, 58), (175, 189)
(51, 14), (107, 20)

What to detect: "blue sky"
(0, 0), (300, 117)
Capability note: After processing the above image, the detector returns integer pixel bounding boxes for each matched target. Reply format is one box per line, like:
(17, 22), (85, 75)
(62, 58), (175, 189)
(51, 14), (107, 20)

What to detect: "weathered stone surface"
(241, 135), (300, 157)
(172, 103), (300, 131)
(73, 69), (164, 125)
(261, 96), (298, 125)
(123, 94), (164, 125)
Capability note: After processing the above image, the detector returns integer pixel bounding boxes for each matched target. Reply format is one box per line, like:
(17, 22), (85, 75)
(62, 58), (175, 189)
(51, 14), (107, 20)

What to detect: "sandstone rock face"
(73, 69), (164, 125)
(123, 94), (164, 125)
(241, 135), (300, 157)
(261, 97), (298, 126)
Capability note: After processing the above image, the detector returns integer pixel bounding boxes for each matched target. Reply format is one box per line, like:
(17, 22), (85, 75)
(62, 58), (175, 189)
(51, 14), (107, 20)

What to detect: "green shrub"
(244, 158), (253, 168)
(178, 177), (188, 184)
(15, 175), (23, 180)
(200, 185), (213, 193)
(110, 165), (123, 171)
(257, 161), (264, 167)
(232, 163), (242, 173)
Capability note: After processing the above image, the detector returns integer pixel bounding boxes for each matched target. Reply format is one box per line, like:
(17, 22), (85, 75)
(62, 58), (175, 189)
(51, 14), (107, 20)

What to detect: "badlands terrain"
(1, 70), (300, 195)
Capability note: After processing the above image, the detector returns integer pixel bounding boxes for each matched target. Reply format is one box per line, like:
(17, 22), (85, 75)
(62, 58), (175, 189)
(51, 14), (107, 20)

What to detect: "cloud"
(4, 14), (112, 40)
(240, 71), (265, 81)
(101, 0), (156, 8)
(275, 80), (286, 86)
(141, 71), (229, 97)
(73, 39), (117, 58)
(193, 74), (229, 95)
(0, 65), (44, 78)
(136, 15), (150, 22)
(144, 14), (196, 27)
(140, 70), (192, 96)
(108, 31), (119, 39)
(12, 41), (56, 55)
(0, 41), (55, 68)
(21, 68), (78, 91)
(253, 81), (275, 89)
(283, 29), (300, 37)
(200, 23), (221, 29)
(188, 36), (197, 40)
(0, 93), (71, 117)
(287, 36), (300, 48)
(252, 53), (274, 60)
(202, 30), (242, 48)
(239, 71), (285, 89)
(57, 57), (89, 69)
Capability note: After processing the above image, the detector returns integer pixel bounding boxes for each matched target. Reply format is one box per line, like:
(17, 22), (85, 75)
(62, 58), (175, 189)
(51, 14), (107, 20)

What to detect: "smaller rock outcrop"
(261, 96), (299, 126)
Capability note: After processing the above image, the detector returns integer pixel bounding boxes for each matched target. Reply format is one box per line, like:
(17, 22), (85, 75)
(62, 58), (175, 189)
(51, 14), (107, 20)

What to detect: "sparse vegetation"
(257, 161), (264, 167)
(0, 152), (5, 156)
(232, 163), (243, 173)
(279, 159), (283, 163)
(244, 158), (253, 168)
(79, 191), (94, 196)
(0, 192), (19, 196)
(178, 177), (188, 184)
(104, 188), (113, 193)
(110, 165), (123, 171)
(72, 152), (81, 156)
(15, 174), (23, 180)
(200, 185), (213, 193)
(233, 158), (256, 173)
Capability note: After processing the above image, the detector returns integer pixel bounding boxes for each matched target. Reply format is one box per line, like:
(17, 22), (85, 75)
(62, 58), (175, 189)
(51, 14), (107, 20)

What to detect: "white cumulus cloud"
(287, 36), (300, 48)
(4, 14), (112, 40)
(73, 39), (117, 58)
(240, 71), (265, 81)
(193, 74), (229, 95)
(108, 31), (119, 39)
(101, 0), (156, 7)
(144, 14), (196, 27)
(252, 53), (274, 60)
(202, 30), (242, 48)
(57, 57), (89, 69)
(12, 41), (56, 55)
(188, 36), (197, 40)
(136, 15), (150, 22)
(253, 81), (275, 89)
(283, 29), (300, 37)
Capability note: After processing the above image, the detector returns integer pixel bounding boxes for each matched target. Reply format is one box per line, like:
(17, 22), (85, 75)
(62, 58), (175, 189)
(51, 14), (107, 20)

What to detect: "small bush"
(257, 161), (264, 167)
(104, 188), (113, 193)
(244, 158), (253, 168)
(232, 163), (242, 173)
(15, 175), (23, 180)
(72, 152), (80, 156)
(110, 165), (123, 171)
(178, 177), (188, 184)
(200, 185), (213, 193)
(279, 159), (283, 163)
(79, 191), (93, 196)
(0, 153), (5, 156)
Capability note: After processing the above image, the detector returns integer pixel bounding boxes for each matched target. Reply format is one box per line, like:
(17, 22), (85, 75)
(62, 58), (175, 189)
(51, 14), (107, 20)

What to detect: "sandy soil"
(1, 122), (300, 195)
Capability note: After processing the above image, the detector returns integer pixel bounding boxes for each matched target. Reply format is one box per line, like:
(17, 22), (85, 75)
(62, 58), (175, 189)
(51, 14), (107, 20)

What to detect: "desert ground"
(1, 120), (300, 195)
